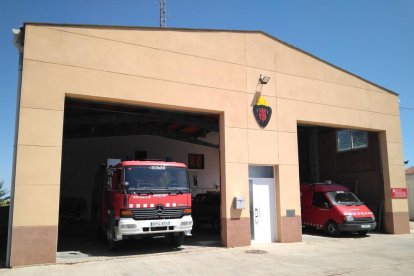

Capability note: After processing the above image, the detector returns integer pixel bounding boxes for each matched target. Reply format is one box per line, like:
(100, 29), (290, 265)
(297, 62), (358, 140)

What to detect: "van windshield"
(326, 191), (363, 206)
(124, 166), (189, 193)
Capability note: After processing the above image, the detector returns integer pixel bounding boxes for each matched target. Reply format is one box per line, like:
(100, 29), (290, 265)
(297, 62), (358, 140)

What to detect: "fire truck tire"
(325, 221), (339, 236)
(169, 232), (185, 247)
(107, 219), (119, 251)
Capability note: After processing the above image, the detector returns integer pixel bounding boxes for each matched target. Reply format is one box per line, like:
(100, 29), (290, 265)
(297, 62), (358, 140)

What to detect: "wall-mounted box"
(286, 209), (295, 217)
(234, 196), (245, 209)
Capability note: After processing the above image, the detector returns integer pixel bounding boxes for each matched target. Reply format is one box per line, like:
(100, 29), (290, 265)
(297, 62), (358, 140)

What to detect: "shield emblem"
(253, 105), (272, 128)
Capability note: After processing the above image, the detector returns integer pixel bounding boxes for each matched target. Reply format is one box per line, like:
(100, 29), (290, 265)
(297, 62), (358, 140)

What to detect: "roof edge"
(22, 22), (398, 96)
(258, 32), (398, 96)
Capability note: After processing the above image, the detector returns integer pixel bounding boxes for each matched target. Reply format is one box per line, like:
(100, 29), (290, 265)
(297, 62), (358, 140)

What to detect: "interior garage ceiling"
(63, 98), (219, 148)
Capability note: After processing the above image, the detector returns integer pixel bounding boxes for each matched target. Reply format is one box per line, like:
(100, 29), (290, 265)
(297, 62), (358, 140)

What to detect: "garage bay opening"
(297, 125), (385, 236)
(58, 98), (221, 260)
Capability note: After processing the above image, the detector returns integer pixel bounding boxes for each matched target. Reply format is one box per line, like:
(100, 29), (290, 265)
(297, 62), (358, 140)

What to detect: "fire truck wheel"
(169, 232), (185, 247)
(107, 220), (119, 251)
(325, 221), (339, 236)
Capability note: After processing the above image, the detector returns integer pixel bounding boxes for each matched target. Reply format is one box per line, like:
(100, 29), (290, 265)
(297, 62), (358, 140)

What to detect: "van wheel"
(358, 231), (368, 236)
(169, 232), (185, 247)
(325, 221), (339, 236)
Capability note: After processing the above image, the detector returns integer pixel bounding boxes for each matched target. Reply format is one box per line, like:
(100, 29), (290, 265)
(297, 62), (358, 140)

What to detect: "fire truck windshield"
(124, 166), (189, 193)
(326, 191), (363, 206)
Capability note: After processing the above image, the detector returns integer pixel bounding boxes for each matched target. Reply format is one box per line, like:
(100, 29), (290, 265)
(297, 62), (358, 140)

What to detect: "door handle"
(254, 208), (260, 224)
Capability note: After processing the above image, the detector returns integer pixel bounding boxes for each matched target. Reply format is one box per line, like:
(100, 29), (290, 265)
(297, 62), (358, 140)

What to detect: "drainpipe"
(6, 27), (24, 268)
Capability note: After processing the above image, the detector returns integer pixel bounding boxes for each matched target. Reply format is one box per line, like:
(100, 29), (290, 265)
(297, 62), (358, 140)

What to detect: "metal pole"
(160, 0), (167, 27)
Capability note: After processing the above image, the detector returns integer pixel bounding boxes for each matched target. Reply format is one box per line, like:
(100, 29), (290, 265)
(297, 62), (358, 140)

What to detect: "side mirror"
(123, 182), (129, 193)
(323, 202), (330, 209)
(106, 171), (113, 190)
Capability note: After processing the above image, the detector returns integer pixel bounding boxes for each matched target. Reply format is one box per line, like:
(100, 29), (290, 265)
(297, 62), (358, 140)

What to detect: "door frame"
(248, 165), (277, 243)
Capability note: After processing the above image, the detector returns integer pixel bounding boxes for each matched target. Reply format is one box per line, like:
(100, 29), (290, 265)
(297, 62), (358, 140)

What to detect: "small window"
(337, 129), (368, 152)
(188, 154), (204, 169)
(248, 165), (274, 178)
(351, 130), (368, 149)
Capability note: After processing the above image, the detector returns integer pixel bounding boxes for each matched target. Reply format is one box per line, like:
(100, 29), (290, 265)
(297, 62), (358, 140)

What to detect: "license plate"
(361, 224), (371, 229)
(151, 221), (170, 227)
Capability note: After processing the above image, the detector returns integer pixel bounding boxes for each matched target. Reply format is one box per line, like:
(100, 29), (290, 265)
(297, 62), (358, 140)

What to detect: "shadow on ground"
(301, 225), (379, 239)
(57, 225), (221, 262)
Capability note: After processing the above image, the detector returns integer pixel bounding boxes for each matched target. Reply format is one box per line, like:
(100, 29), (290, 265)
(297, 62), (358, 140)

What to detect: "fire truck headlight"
(120, 224), (137, 229)
(344, 215), (354, 222)
(181, 221), (192, 227)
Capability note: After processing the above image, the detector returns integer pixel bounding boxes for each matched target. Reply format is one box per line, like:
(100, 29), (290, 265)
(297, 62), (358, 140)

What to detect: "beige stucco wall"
(9, 24), (408, 266)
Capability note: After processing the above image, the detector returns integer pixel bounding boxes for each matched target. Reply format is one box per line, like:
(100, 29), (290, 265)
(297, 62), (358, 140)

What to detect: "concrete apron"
(1, 231), (414, 275)
(56, 231), (221, 264)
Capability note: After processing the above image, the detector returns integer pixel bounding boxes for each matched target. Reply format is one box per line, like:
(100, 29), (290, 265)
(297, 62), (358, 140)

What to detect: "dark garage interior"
(0, 206), (9, 266)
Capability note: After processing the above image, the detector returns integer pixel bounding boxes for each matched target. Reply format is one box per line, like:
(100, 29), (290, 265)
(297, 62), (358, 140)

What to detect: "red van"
(300, 183), (377, 236)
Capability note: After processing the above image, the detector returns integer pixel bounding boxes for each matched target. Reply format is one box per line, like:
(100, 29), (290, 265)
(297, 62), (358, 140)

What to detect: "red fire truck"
(300, 183), (376, 236)
(96, 160), (193, 250)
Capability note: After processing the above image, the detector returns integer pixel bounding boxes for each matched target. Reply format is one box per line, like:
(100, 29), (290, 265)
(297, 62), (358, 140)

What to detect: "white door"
(249, 166), (276, 243)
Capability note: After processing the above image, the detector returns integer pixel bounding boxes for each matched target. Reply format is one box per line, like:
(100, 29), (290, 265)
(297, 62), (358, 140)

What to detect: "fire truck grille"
(354, 217), (375, 222)
(131, 207), (185, 220)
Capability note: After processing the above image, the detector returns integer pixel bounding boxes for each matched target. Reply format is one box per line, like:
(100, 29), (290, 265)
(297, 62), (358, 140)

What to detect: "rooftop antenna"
(160, 0), (167, 27)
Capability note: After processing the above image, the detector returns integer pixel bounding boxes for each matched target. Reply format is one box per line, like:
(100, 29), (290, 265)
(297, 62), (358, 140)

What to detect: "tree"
(0, 180), (10, 206)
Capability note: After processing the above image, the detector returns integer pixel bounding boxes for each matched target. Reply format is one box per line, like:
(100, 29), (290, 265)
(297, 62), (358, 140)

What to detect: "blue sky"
(1, 0), (413, 193)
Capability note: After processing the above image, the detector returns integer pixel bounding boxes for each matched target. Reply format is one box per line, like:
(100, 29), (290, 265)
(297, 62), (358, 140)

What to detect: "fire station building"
(6, 23), (410, 266)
